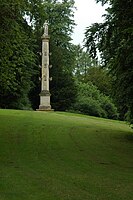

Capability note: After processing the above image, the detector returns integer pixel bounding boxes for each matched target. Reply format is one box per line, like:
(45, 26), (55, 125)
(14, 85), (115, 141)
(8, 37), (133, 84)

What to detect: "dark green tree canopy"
(84, 0), (133, 122)
(0, 0), (76, 110)
(0, 0), (36, 108)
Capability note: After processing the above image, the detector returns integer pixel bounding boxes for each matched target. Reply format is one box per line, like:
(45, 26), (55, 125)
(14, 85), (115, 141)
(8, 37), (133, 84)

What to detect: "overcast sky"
(72, 0), (107, 45)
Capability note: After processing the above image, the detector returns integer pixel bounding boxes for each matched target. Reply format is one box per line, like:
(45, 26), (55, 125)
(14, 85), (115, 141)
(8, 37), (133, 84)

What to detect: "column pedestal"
(37, 90), (54, 111)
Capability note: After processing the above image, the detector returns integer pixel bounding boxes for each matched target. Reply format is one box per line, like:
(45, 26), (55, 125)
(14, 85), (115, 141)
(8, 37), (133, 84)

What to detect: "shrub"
(73, 97), (107, 118)
(71, 82), (118, 119)
(100, 96), (119, 119)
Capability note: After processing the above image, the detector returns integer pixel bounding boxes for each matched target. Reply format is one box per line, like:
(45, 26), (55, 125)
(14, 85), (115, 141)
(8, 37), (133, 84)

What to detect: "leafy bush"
(125, 110), (133, 128)
(100, 96), (119, 119)
(73, 97), (107, 118)
(71, 82), (119, 119)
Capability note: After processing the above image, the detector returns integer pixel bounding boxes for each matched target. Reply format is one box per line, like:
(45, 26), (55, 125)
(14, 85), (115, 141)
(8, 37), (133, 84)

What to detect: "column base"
(36, 105), (54, 111)
(36, 90), (54, 111)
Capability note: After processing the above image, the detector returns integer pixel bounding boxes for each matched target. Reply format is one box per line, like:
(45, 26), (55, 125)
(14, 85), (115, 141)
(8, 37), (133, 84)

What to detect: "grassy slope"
(0, 109), (133, 200)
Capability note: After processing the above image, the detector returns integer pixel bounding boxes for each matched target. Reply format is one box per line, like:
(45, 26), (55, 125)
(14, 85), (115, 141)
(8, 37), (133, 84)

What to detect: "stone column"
(37, 21), (53, 111)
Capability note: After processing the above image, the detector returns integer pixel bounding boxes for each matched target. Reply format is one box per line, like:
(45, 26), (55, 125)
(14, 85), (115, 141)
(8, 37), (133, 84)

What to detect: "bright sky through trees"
(72, 0), (107, 45)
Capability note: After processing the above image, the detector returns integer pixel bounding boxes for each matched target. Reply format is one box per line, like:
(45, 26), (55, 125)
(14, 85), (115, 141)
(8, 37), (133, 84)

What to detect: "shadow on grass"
(125, 133), (133, 142)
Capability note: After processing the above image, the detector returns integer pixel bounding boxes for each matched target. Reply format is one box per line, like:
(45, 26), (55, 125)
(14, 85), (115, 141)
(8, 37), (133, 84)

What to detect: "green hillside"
(0, 109), (133, 200)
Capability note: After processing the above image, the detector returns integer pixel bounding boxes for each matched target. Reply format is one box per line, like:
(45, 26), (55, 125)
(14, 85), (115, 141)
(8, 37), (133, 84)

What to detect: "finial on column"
(43, 20), (48, 36)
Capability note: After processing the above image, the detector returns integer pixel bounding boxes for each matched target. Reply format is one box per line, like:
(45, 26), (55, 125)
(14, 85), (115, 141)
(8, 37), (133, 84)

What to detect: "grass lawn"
(0, 109), (133, 200)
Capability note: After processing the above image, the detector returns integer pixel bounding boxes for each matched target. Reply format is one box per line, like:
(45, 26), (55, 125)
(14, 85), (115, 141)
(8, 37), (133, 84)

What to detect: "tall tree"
(29, 0), (77, 110)
(73, 45), (96, 82)
(84, 0), (133, 122)
(86, 66), (112, 96)
(0, 0), (36, 109)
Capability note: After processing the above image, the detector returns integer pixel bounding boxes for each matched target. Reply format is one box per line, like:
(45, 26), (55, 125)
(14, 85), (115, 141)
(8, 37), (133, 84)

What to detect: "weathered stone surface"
(37, 21), (53, 111)
(39, 90), (51, 96)
(40, 96), (50, 106)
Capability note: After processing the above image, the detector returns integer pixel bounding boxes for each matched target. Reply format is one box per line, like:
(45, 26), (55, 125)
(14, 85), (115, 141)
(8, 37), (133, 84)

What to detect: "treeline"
(84, 0), (133, 124)
(0, 0), (132, 123)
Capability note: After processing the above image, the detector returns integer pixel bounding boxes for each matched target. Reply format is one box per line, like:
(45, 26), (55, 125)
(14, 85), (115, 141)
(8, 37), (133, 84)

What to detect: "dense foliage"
(0, 0), (77, 110)
(72, 81), (118, 119)
(73, 45), (96, 82)
(73, 45), (112, 96)
(0, 0), (36, 109)
(85, 0), (133, 123)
